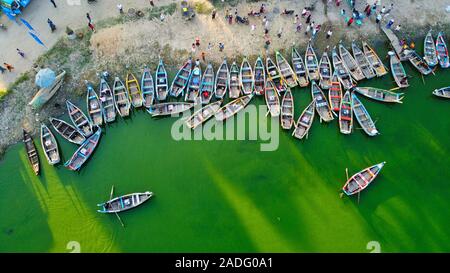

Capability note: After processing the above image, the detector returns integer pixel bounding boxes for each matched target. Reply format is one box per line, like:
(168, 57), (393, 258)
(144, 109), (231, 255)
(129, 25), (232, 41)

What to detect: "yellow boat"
(126, 73), (143, 108)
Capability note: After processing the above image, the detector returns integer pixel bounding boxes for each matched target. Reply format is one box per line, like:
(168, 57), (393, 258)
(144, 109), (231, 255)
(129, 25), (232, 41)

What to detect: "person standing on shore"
(117, 4), (124, 14)
(191, 43), (196, 54)
(50, 0), (57, 8)
(306, 13), (312, 24)
(296, 23), (302, 33)
(218, 42), (224, 52)
(277, 27), (283, 38)
(326, 28), (332, 39)
(386, 19), (394, 29)
(0, 65), (6, 74)
(86, 13), (92, 23)
(88, 22), (95, 32)
(212, 9), (216, 20)
(376, 13), (382, 24)
(201, 52), (206, 62)
(3, 63), (14, 72)
(160, 13), (165, 21)
(305, 23), (311, 35)
(251, 24), (256, 35)
(149, 0), (154, 7)
(47, 18), (56, 32)
(228, 14), (233, 24)
(195, 37), (200, 47)
(16, 49), (25, 58)
(347, 17), (354, 27)
(294, 14), (299, 24)
(395, 24), (401, 31)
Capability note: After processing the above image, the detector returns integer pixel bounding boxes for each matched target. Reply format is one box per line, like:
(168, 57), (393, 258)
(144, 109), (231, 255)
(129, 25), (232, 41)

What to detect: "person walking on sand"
(17, 48), (25, 58)
(207, 42), (212, 51)
(195, 37), (200, 47)
(212, 9), (216, 20)
(117, 4), (124, 14)
(296, 23), (302, 33)
(47, 18), (56, 32)
(375, 13), (382, 24)
(201, 52), (206, 62)
(326, 29), (332, 39)
(86, 13), (92, 23)
(305, 23), (311, 35)
(149, 0), (154, 7)
(50, 0), (57, 8)
(160, 13), (165, 22)
(88, 22), (95, 32)
(218, 43), (224, 52)
(277, 27), (283, 38)
(294, 14), (299, 24)
(347, 17), (354, 27)
(262, 16), (267, 26)
(306, 13), (311, 24)
(395, 24), (401, 32)
(4, 63), (14, 72)
(0, 65), (6, 74)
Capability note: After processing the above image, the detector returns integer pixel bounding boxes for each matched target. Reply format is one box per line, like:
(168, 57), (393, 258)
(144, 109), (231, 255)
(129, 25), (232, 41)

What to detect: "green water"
(1, 45), (449, 253)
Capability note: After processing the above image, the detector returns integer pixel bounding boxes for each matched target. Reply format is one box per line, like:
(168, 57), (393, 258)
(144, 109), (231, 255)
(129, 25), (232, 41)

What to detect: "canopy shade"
(35, 68), (56, 88)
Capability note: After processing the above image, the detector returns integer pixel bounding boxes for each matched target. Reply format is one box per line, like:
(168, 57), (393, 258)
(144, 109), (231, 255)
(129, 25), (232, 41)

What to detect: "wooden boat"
(23, 129), (40, 175)
(311, 81), (333, 122)
(113, 77), (131, 117)
(436, 32), (449, 68)
(276, 51), (297, 88)
(215, 94), (253, 121)
(339, 91), (353, 135)
(408, 51), (432, 75)
(424, 30), (438, 67)
(390, 53), (409, 88)
(352, 93), (379, 136)
(264, 80), (280, 117)
(339, 43), (365, 81)
(97, 191), (153, 213)
(40, 124), (60, 165)
(432, 86), (450, 98)
(29, 70), (66, 109)
(329, 73), (342, 112)
(292, 47), (309, 87)
(355, 87), (404, 103)
(169, 59), (192, 97)
(342, 162), (386, 196)
(266, 57), (287, 94)
(49, 117), (85, 145)
(66, 100), (93, 137)
(126, 73), (143, 108)
(292, 100), (315, 140)
(65, 127), (102, 171)
(362, 42), (388, 77)
(305, 42), (320, 81)
(254, 56), (266, 95)
(185, 65), (202, 102)
(352, 42), (376, 79)
(318, 51), (332, 89)
(155, 59), (169, 101)
(229, 62), (241, 99)
(280, 88), (294, 130)
(86, 83), (103, 126)
(199, 63), (215, 104)
(99, 78), (116, 123)
(185, 100), (222, 129)
(141, 67), (155, 108)
(147, 102), (194, 117)
(240, 57), (254, 95)
(381, 26), (410, 61)
(332, 47), (354, 90)
(215, 59), (229, 99)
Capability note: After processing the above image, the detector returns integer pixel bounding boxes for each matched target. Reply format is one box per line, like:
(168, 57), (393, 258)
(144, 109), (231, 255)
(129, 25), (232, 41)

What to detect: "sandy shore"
(0, 0), (449, 156)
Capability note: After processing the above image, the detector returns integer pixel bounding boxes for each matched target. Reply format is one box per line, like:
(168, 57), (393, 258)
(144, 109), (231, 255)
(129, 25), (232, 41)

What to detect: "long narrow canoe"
(280, 88), (294, 130)
(185, 65), (202, 102)
(23, 129), (40, 175)
(155, 59), (169, 101)
(215, 59), (229, 99)
(305, 42), (320, 81)
(362, 42), (388, 77)
(66, 100), (93, 137)
(170, 59), (192, 97)
(147, 102), (194, 117)
(292, 47), (309, 87)
(65, 127), (102, 171)
(126, 73), (143, 108)
(86, 83), (103, 126)
(199, 63), (215, 104)
(113, 77), (131, 117)
(99, 78), (116, 123)
(432, 86), (450, 98)
(329, 73), (342, 112)
(276, 51), (297, 88)
(436, 32), (450, 68)
(264, 80), (280, 117)
(41, 124), (60, 165)
(332, 47), (354, 90)
(97, 191), (153, 213)
(339, 91), (353, 135)
(408, 51), (432, 75)
(318, 51), (332, 89)
(352, 42), (376, 79)
(49, 117), (85, 145)
(311, 81), (333, 122)
(266, 57), (287, 94)
(424, 30), (438, 67)
(292, 100), (315, 140)
(215, 94), (253, 121)
(254, 56), (266, 95)
(229, 62), (241, 99)
(339, 43), (365, 81)
(352, 93), (379, 136)
(185, 100), (222, 129)
(354, 87), (404, 103)
(141, 67), (155, 108)
(390, 53), (409, 88)
(240, 57), (254, 95)
(342, 162), (386, 196)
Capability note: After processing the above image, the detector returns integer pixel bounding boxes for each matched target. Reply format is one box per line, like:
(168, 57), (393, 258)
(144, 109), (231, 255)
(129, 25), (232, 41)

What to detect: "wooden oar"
(389, 86), (402, 91)
(340, 168), (349, 199)
(110, 185), (125, 228)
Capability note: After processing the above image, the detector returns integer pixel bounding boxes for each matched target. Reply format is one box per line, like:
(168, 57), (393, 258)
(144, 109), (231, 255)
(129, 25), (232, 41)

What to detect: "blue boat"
(185, 65), (202, 102)
(64, 127), (102, 171)
(199, 63), (215, 104)
(155, 59), (169, 101)
(352, 93), (379, 136)
(170, 59), (192, 97)
(141, 67), (155, 108)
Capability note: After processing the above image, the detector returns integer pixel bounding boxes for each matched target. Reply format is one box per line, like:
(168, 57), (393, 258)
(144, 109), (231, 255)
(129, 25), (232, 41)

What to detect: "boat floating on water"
(292, 47), (309, 87)
(424, 30), (438, 67)
(229, 62), (241, 99)
(264, 80), (280, 117)
(362, 41), (388, 77)
(141, 67), (155, 108)
(99, 78), (116, 123)
(66, 100), (93, 137)
(339, 43), (365, 81)
(329, 73), (342, 112)
(280, 88), (294, 130)
(50, 117), (86, 145)
(390, 53), (409, 88)
(185, 64), (202, 102)
(199, 63), (215, 104)
(339, 91), (353, 135)
(97, 191), (153, 214)
(408, 50), (432, 75)
(311, 81), (333, 122)
(354, 87), (404, 103)
(170, 59), (192, 98)
(113, 77), (131, 117)
(215, 94), (253, 121)
(65, 126), (102, 171)
(254, 56), (266, 95)
(147, 102), (194, 117)
(318, 51), (332, 89)
(332, 46), (354, 90)
(240, 57), (254, 95)
(23, 129), (40, 175)
(215, 59), (229, 99)
(126, 73), (143, 108)
(40, 124), (60, 165)
(436, 32), (449, 68)
(266, 56), (286, 94)
(432, 86), (450, 98)
(352, 93), (379, 137)
(86, 83), (103, 126)
(155, 59), (169, 101)
(305, 42), (320, 81)
(292, 100), (315, 140)
(185, 100), (222, 129)
(276, 51), (298, 88)
(342, 162), (386, 196)
(352, 42), (376, 79)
